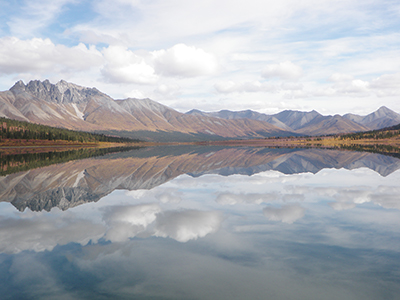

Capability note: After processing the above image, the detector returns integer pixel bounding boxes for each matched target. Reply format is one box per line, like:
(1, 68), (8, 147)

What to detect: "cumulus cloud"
(261, 61), (303, 80)
(153, 44), (218, 77)
(153, 210), (223, 242)
(154, 83), (181, 96)
(263, 204), (305, 224)
(214, 80), (276, 94)
(101, 45), (158, 84)
(329, 73), (354, 82)
(369, 73), (400, 90)
(0, 37), (103, 75)
(124, 89), (147, 98)
(334, 79), (370, 94)
(281, 82), (303, 91)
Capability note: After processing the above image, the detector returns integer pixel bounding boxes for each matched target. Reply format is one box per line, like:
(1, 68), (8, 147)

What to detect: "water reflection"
(0, 146), (400, 299)
(2, 146), (400, 212)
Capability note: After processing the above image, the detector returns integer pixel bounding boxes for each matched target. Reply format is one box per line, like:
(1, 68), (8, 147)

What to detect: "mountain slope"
(2, 80), (144, 131)
(187, 108), (370, 135)
(0, 80), (294, 140)
(187, 109), (293, 131)
(2, 79), (397, 140)
(344, 106), (400, 130)
(117, 98), (294, 137)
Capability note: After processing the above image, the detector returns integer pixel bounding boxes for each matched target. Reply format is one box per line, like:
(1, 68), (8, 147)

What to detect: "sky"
(0, 0), (399, 115)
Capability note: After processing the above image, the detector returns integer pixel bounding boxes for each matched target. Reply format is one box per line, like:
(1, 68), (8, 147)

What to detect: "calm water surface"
(1, 146), (400, 299)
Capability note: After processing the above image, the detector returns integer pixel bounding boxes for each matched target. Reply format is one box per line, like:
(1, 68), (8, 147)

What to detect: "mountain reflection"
(1, 146), (400, 212)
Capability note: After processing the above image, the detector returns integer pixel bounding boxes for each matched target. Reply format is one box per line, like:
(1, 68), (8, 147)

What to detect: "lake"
(1, 146), (400, 299)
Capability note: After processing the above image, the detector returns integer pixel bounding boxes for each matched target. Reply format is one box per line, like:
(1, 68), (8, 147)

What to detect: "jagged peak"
(10, 80), (26, 92)
(8, 79), (104, 104)
(55, 79), (87, 93)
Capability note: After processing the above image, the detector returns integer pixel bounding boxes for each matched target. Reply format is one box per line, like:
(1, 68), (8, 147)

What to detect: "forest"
(0, 117), (138, 143)
(339, 123), (400, 140)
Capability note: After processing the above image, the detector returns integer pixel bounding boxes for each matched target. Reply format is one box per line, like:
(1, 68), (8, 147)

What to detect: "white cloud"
(370, 73), (400, 90)
(0, 37), (103, 75)
(154, 83), (181, 96)
(261, 61), (303, 80)
(263, 204), (305, 224)
(102, 45), (158, 84)
(7, 0), (74, 38)
(153, 44), (218, 77)
(124, 89), (147, 98)
(329, 73), (354, 82)
(334, 79), (370, 94)
(281, 82), (303, 91)
(214, 80), (277, 94)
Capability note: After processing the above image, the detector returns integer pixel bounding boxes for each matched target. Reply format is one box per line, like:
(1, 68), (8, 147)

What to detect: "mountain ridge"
(1, 79), (399, 141)
(186, 106), (400, 136)
(0, 80), (298, 140)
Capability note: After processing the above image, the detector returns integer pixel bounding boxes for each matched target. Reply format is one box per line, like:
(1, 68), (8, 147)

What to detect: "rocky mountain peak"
(9, 79), (103, 104)
(376, 106), (394, 115)
(9, 80), (26, 93)
(55, 80), (87, 94)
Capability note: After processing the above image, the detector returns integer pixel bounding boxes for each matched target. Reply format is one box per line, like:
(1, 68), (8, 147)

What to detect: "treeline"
(1, 146), (139, 176)
(339, 124), (400, 140)
(339, 144), (400, 158)
(0, 117), (139, 143)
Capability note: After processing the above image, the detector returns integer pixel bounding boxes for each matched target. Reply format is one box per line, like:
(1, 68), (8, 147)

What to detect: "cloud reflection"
(154, 210), (223, 242)
(0, 215), (104, 254)
(103, 204), (161, 242)
(216, 193), (278, 205)
(0, 204), (224, 253)
(263, 204), (305, 224)
(104, 205), (223, 243)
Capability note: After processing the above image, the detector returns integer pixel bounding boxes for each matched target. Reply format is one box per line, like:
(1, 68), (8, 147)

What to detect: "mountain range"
(1, 79), (400, 141)
(186, 106), (400, 136)
(2, 146), (400, 212)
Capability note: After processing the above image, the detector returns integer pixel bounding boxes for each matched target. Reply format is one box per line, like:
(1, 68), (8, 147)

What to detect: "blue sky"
(0, 0), (399, 115)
